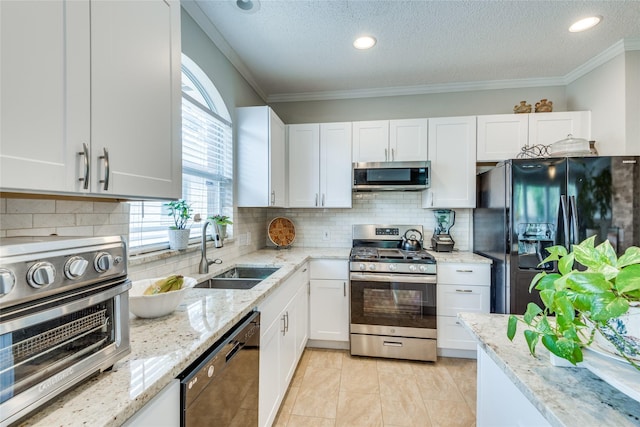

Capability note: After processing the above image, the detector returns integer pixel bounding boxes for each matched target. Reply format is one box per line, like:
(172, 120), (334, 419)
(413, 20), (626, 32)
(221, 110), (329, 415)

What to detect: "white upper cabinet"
(528, 111), (591, 148)
(0, 0), (181, 199)
(389, 119), (429, 161)
(477, 114), (528, 161)
(288, 122), (352, 208)
(352, 121), (389, 162)
(352, 119), (428, 163)
(423, 116), (476, 208)
(477, 111), (591, 161)
(237, 106), (287, 207)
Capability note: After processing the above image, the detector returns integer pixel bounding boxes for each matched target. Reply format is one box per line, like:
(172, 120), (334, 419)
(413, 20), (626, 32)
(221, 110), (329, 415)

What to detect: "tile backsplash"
(0, 192), (472, 278)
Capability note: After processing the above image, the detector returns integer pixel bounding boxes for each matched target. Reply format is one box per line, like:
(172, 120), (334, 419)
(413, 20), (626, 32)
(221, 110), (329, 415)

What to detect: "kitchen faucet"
(199, 220), (222, 274)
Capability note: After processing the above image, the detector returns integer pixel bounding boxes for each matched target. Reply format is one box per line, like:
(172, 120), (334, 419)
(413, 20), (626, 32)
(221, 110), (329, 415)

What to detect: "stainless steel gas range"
(349, 225), (437, 362)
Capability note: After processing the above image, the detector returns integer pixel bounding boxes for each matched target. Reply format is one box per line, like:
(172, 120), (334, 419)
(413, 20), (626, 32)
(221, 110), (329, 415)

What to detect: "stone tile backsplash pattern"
(0, 193), (471, 279)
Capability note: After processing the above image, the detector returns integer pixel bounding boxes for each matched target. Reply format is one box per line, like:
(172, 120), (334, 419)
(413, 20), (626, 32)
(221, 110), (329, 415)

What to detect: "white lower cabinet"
(477, 346), (549, 426)
(258, 263), (309, 427)
(437, 263), (490, 355)
(309, 260), (349, 343)
(123, 379), (180, 426)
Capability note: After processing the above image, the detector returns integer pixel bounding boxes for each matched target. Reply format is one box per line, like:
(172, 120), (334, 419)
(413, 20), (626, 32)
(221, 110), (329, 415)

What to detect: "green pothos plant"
(507, 235), (640, 370)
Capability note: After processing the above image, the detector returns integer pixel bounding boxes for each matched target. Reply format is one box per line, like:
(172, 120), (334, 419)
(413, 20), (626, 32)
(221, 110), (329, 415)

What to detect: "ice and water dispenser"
(517, 223), (555, 270)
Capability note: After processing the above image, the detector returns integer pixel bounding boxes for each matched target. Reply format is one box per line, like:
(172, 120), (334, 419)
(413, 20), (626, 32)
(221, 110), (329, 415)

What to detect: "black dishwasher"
(179, 311), (260, 426)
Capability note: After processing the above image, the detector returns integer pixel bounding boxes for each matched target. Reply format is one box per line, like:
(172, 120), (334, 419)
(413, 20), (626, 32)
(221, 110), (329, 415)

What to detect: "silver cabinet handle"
(322, 193), (325, 207)
(343, 281), (346, 297)
(384, 148), (388, 161)
(391, 148), (395, 161)
(456, 269), (473, 273)
(271, 190), (275, 205)
(315, 193), (318, 207)
(285, 311), (289, 333)
(383, 341), (403, 347)
(281, 314), (286, 336)
(78, 143), (89, 190)
(99, 147), (110, 191)
(455, 289), (473, 293)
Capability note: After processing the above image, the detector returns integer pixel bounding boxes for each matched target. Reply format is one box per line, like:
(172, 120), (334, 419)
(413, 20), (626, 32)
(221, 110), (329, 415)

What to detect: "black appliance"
(474, 156), (639, 314)
(352, 161), (430, 191)
(349, 225), (437, 362)
(179, 311), (260, 427)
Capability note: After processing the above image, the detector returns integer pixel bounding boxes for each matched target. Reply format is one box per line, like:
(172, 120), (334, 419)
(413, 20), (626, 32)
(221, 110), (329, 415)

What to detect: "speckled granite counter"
(428, 250), (492, 264)
(459, 312), (640, 427)
(19, 248), (349, 427)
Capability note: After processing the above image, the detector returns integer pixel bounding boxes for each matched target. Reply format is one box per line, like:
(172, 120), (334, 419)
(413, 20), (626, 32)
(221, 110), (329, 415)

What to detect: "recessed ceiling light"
(353, 36), (377, 50)
(236, 0), (260, 13)
(569, 16), (602, 32)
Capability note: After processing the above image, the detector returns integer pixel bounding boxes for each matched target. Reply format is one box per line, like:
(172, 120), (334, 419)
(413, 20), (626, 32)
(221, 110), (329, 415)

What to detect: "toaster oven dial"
(65, 256), (89, 279)
(27, 262), (56, 288)
(94, 252), (114, 273)
(0, 268), (16, 297)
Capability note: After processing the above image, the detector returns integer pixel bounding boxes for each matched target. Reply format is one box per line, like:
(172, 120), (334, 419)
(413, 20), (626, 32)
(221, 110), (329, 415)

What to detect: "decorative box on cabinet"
(0, 0), (182, 199)
(309, 259), (349, 346)
(288, 123), (352, 208)
(237, 106), (287, 207)
(352, 119), (428, 163)
(437, 262), (490, 357)
(477, 111), (591, 161)
(258, 263), (309, 427)
(423, 116), (476, 208)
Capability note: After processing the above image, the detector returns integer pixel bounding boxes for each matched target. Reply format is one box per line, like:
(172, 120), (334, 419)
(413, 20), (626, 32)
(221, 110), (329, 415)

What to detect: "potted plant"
(507, 235), (640, 370)
(208, 214), (232, 241)
(165, 199), (193, 250)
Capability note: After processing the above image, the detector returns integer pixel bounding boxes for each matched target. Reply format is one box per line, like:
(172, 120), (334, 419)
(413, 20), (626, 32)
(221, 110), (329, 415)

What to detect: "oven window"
(0, 301), (115, 404)
(351, 281), (436, 329)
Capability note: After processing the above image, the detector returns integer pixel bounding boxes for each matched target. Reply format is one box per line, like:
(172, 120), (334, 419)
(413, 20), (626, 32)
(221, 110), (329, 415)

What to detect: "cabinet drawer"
(437, 284), (490, 316)
(437, 315), (477, 351)
(438, 263), (490, 285)
(310, 259), (348, 280)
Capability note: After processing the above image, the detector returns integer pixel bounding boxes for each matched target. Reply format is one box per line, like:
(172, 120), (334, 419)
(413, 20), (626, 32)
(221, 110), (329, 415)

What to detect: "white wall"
(566, 53), (627, 156)
(625, 51), (640, 155)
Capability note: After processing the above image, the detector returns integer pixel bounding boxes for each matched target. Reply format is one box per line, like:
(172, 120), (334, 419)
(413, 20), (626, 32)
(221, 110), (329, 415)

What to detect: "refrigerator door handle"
(569, 195), (579, 245)
(560, 195), (570, 247)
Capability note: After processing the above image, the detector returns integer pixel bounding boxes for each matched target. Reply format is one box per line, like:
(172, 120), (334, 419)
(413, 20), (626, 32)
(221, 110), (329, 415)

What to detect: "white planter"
(168, 229), (190, 250)
(549, 352), (584, 368)
(593, 305), (640, 362)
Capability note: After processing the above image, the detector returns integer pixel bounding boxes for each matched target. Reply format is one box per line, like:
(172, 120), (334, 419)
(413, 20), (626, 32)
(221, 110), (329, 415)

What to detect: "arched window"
(129, 54), (233, 252)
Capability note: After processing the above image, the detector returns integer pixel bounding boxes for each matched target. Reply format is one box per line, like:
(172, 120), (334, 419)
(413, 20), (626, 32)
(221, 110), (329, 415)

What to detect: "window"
(128, 55), (233, 253)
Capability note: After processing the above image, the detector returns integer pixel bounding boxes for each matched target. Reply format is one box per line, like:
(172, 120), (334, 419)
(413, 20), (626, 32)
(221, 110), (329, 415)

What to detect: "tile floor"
(274, 348), (477, 427)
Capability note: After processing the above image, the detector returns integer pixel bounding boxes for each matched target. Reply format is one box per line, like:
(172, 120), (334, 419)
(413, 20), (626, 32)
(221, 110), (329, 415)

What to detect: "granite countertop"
(19, 248), (488, 426)
(20, 248), (349, 427)
(428, 250), (492, 264)
(458, 312), (640, 427)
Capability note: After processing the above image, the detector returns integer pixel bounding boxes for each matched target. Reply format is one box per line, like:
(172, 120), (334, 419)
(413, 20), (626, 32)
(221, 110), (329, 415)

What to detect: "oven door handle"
(350, 273), (436, 284)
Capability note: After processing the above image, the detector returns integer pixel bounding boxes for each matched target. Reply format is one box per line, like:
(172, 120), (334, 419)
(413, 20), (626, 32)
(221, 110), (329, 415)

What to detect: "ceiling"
(183, 0), (640, 102)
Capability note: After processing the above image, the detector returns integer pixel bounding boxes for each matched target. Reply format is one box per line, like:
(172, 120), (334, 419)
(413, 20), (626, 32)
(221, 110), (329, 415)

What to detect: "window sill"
(128, 238), (234, 267)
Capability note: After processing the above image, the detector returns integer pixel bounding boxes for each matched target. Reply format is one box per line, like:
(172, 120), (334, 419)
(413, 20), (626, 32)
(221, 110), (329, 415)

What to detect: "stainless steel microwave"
(352, 161), (431, 191)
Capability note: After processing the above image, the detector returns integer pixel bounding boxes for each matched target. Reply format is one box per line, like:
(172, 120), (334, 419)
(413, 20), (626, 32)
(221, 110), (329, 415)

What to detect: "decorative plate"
(268, 217), (296, 247)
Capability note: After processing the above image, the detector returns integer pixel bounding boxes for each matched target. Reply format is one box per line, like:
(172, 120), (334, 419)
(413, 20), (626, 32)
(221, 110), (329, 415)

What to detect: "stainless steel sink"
(214, 266), (280, 280)
(195, 278), (263, 290)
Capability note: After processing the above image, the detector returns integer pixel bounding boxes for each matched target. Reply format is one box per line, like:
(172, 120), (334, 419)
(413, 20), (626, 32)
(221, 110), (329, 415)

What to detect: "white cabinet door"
(238, 106), (287, 207)
(528, 111), (591, 147)
(1, 0), (89, 194)
(90, 0), (181, 199)
(259, 316), (282, 427)
(424, 116), (477, 208)
(309, 279), (350, 342)
(320, 122), (352, 208)
(352, 121), (389, 162)
(389, 118), (429, 161)
(288, 124), (320, 207)
(477, 114), (528, 161)
(123, 379), (180, 427)
(293, 280), (309, 360)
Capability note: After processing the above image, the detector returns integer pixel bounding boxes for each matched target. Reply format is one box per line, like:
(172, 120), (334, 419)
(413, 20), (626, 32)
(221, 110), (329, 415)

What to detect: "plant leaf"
(615, 265), (640, 294)
(524, 329), (539, 355)
(572, 235), (597, 267)
(554, 294), (575, 322)
(507, 315), (518, 341)
(590, 294), (629, 322)
(539, 289), (556, 310)
(533, 273), (560, 292)
(524, 303), (543, 323)
(618, 246), (640, 268)
(566, 272), (610, 293)
(558, 252), (575, 276)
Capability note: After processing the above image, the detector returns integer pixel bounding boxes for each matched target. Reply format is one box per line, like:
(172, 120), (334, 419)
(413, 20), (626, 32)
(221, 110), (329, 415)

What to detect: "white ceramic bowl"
(129, 276), (196, 319)
(592, 305), (640, 361)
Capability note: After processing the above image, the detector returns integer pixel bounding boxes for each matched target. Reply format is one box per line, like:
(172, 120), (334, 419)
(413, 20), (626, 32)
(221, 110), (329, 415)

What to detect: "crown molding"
(563, 37), (640, 84)
(181, 1), (267, 103)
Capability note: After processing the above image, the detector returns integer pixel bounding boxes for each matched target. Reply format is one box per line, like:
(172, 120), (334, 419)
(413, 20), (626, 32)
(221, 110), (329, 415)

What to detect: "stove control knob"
(0, 268), (16, 297)
(419, 265), (428, 273)
(388, 264), (397, 272)
(27, 262), (56, 288)
(359, 263), (366, 271)
(409, 265), (417, 272)
(369, 264), (376, 271)
(94, 252), (114, 273)
(65, 256), (89, 279)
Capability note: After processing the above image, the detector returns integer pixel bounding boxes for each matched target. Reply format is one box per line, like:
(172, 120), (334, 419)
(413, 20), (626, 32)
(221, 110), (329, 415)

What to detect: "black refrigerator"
(474, 156), (639, 314)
